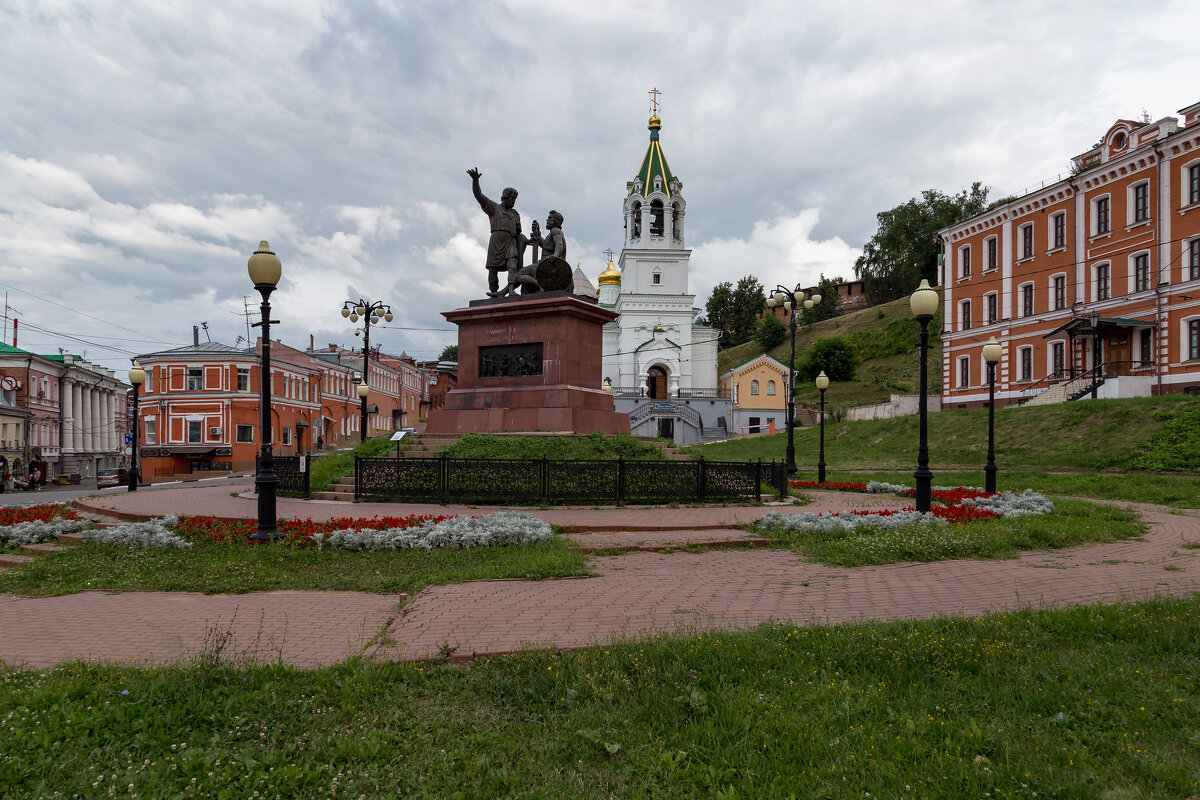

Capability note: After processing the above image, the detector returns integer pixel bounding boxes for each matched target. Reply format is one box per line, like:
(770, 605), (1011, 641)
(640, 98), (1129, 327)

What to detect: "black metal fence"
(271, 455), (311, 498)
(354, 455), (785, 504)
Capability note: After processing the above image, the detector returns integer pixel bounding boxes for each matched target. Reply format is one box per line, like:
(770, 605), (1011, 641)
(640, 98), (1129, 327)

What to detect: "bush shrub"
(797, 336), (859, 381)
(754, 314), (787, 349)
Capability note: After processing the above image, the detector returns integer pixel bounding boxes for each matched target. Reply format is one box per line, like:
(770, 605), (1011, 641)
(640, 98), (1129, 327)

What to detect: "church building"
(598, 108), (727, 442)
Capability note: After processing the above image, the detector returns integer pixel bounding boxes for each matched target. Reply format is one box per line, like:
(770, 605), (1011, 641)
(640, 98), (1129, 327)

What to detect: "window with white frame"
(958, 356), (970, 388)
(282, 427), (292, 446)
(1020, 223), (1034, 259)
(144, 370), (153, 392)
(236, 424), (254, 443)
(187, 368), (202, 391)
(1190, 163), (1200, 206)
(960, 299), (972, 331)
(1133, 253), (1151, 292)
(1052, 341), (1065, 374)
(1139, 329), (1152, 366)
(1020, 283), (1034, 317)
(1052, 212), (1066, 250)
(1095, 263), (1110, 301)
(1190, 319), (1200, 361)
(187, 420), (202, 443)
(652, 271), (661, 285)
(1094, 196), (1111, 235)
(1189, 239), (1200, 281)
(1131, 182), (1149, 223)
(986, 236), (997, 270)
(986, 292), (997, 325)
(144, 418), (156, 445)
(1053, 275), (1067, 310)
(237, 367), (250, 391)
(750, 380), (759, 395)
(766, 380), (776, 396)
(960, 245), (971, 278)
(1019, 347), (1033, 381)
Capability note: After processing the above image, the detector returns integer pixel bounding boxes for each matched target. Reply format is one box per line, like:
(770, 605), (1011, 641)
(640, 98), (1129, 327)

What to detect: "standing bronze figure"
(467, 168), (525, 295)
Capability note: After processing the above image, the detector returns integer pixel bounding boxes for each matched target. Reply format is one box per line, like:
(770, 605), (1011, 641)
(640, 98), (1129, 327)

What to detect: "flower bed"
(170, 514), (454, 547)
(0, 504), (77, 526)
(0, 504), (85, 549)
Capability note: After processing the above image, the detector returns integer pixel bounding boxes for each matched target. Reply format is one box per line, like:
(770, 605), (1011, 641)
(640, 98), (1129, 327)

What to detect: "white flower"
(84, 515), (191, 550)
(315, 512), (553, 552)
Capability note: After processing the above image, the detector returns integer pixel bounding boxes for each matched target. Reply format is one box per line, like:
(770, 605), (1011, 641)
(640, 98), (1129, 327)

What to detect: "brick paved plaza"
(0, 485), (1196, 668)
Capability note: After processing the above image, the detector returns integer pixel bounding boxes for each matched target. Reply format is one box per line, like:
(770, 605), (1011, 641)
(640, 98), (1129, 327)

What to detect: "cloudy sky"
(2, 0), (1198, 372)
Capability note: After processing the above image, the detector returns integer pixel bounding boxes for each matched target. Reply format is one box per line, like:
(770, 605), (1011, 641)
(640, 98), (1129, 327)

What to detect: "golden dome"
(597, 259), (621, 285)
(648, 114), (661, 129)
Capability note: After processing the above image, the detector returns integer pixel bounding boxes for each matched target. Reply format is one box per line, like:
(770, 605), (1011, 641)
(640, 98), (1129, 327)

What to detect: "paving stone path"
(0, 486), (1196, 668)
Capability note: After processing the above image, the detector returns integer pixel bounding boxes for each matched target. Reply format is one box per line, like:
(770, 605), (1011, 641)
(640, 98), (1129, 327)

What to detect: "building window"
(187, 368), (203, 391)
(1189, 239), (1200, 281)
(1190, 164), (1200, 206)
(237, 368), (250, 391)
(143, 370), (153, 392)
(960, 245), (971, 278)
(1096, 263), (1110, 300)
(144, 418), (156, 445)
(986, 293), (997, 325)
(958, 356), (970, 388)
(986, 237), (997, 270)
(1095, 196), (1110, 235)
(1133, 182), (1149, 222)
(1052, 341), (1065, 374)
(1134, 253), (1151, 292)
(1021, 224), (1034, 259)
(1053, 213), (1066, 249)
(236, 424), (254, 443)
(766, 380), (776, 396)
(1053, 275), (1066, 310)
(1191, 320), (1200, 361)
(750, 380), (759, 395)
(1020, 347), (1033, 381)
(652, 272), (661, 285)
(1021, 284), (1034, 317)
(960, 300), (971, 331)
(282, 427), (292, 446)
(1140, 329), (1152, 366)
(187, 420), (202, 443)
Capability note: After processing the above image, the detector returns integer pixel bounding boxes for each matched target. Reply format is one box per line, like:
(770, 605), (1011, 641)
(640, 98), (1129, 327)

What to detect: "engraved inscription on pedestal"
(479, 343), (544, 378)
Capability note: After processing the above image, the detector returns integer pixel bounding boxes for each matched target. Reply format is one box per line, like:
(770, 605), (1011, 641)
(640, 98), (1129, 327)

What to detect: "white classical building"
(598, 112), (726, 442)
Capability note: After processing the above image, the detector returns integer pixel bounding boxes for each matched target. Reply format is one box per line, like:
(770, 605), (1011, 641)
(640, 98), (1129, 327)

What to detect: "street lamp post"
(982, 336), (1003, 494)
(815, 370), (829, 483)
(765, 285), (822, 473)
(910, 278), (940, 513)
(249, 241), (282, 542)
(1089, 310), (1102, 400)
(126, 362), (144, 492)
(341, 299), (393, 442)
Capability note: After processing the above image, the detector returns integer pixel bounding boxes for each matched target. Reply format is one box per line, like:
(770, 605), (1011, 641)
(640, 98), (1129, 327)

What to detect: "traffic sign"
(124, 433), (133, 446)
(123, 446), (133, 456)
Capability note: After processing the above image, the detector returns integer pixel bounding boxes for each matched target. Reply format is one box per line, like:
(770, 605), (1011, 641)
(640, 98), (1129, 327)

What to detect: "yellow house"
(719, 354), (788, 435)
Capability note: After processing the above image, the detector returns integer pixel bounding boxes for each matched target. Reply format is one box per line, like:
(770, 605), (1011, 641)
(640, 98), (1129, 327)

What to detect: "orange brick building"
(939, 101), (1200, 408)
(134, 337), (428, 480)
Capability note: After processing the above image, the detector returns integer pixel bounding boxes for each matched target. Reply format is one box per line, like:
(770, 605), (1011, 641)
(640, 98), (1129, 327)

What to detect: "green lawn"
(0, 539), (591, 597)
(3, 596), (1197, 798)
(686, 396), (1199, 473)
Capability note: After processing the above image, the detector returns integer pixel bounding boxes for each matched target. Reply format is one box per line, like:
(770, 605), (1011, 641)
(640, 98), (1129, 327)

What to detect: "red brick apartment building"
(134, 337), (429, 480)
(939, 101), (1200, 408)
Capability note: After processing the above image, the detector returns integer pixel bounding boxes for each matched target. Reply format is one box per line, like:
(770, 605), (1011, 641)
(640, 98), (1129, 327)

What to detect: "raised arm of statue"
(467, 167), (491, 212)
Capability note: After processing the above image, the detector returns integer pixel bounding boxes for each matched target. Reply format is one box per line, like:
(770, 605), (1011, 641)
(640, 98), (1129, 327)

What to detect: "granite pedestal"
(425, 292), (630, 434)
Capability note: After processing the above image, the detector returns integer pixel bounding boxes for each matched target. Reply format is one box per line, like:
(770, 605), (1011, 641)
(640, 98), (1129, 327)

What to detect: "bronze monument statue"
(468, 168), (525, 295)
(490, 210), (573, 297)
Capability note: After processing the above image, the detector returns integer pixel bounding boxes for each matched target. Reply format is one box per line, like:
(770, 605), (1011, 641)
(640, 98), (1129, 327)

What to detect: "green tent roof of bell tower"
(627, 115), (681, 198)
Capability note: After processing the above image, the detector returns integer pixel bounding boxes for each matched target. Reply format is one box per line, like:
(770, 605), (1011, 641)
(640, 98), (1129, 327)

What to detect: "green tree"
(798, 274), (845, 325)
(854, 183), (990, 304)
(438, 344), (458, 362)
(797, 336), (859, 382)
(704, 275), (766, 349)
(754, 313), (787, 349)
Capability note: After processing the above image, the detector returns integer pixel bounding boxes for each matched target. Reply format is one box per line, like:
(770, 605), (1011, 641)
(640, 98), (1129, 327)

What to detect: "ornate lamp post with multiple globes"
(248, 241), (282, 542)
(815, 370), (829, 483)
(909, 279), (940, 513)
(126, 361), (144, 492)
(982, 336), (1003, 494)
(340, 299), (393, 442)
(765, 285), (822, 473)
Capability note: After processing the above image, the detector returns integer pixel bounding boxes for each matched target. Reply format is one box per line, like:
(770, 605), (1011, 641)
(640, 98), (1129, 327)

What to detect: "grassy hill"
(684, 394), (1199, 472)
(720, 296), (943, 410)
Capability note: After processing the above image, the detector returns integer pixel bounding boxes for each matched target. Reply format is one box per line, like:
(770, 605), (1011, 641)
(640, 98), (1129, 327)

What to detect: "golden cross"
(648, 87), (662, 116)
(603, 248), (614, 262)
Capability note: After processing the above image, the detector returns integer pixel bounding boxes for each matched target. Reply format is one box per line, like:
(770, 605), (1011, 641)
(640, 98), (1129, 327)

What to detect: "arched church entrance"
(646, 365), (668, 399)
